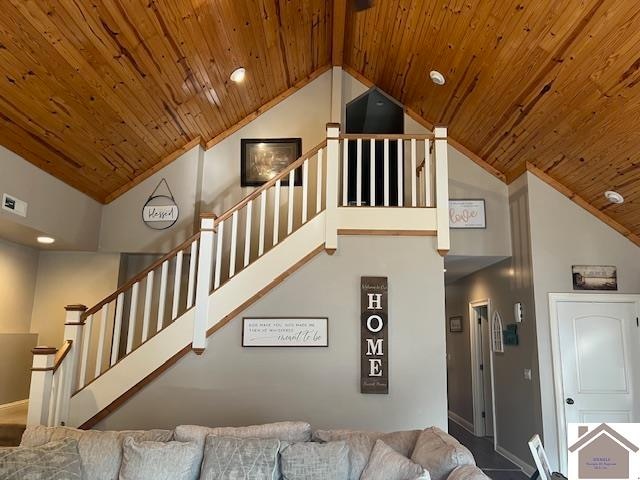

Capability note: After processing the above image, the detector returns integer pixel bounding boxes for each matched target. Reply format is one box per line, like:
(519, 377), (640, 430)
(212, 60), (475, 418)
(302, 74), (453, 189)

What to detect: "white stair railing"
(27, 123), (450, 426)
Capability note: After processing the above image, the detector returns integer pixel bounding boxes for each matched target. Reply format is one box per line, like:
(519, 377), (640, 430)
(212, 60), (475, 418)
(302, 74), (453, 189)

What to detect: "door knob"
(566, 398), (575, 405)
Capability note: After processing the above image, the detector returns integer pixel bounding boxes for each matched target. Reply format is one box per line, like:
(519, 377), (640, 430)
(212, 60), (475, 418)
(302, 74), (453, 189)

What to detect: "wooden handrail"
(53, 340), (73, 373)
(83, 232), (201, 317)
(339, 133), (434, 141)
(213, 140), (328, 226)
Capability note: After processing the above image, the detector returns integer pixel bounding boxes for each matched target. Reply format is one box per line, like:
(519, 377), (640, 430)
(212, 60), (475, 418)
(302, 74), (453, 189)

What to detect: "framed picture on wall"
(572, 265), (617, 291)
(449, 199), (486, 229)
(449, 316), (463, 333)
(241, 138), (302, 187)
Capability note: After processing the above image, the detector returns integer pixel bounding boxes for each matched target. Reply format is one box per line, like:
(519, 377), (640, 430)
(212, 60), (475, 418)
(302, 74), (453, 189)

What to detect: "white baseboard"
(496, 445), (535, 476)
(448, 410), (475, 434)
(0, 399), (28, 414)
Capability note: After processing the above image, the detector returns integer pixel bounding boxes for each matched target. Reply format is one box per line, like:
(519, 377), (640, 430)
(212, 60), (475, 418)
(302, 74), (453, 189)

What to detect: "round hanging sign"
(142, 179), (179, 230)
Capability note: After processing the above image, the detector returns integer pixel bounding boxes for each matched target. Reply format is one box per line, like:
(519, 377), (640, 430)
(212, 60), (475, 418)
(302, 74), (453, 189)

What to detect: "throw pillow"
(410, 427), (475, 480)
(280, 441), (349, 480)
(21, 425), (173, 480)
(118, 437), (199, 480)
(199, 436), (280, 480)
(175, 421), (311, 480)
(360, 440), (428, 480)
(0, 438), (82, 478)
(446, 465), (491, 480)
(312, 429), (421, 480)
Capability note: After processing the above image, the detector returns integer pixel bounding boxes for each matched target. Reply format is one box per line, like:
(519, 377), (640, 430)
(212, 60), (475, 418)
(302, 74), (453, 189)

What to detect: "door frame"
(469, 298), (498, 445)
(548, 292), (640, 474)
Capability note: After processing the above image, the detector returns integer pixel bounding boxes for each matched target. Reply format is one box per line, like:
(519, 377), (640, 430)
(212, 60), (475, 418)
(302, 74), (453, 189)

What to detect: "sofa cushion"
(175, 422), (311, 480)
(360, 439), (428, 480)
(312, 429), (421, 480)
(410, 428), (475, 480)
(0, 438), (82, 478)
(446, 465), (491, 480)
(119, 437), (199, 480)
(20, 425), (173, 480)
(199, 436), (280, 480)
(280, 441), (349, 480)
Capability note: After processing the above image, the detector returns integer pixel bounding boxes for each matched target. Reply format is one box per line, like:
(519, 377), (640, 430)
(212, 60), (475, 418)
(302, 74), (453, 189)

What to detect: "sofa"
(0, 421), (490, 480)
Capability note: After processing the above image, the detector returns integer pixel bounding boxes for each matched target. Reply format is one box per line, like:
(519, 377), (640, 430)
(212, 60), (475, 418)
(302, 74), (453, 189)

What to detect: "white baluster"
(316, 148), (323, 214)
(157, 261), (169, 332)
(126, 282), (139, 354)
(273, 180), (281, 245)
(172, 250), (184, 320)
(244, 200), (253, 267)
(259, 191), (266, 256)
(425, 139), (432, 207)
(229, 211), (239, 278)
(287, 170), (295, 234)
(142, 271), (154, 342)
(52, 365), (65, 426)
(397, 140), (403, 207)
(370, 140), (376, 206)
(342, 138), (349, 206)
(356, 138), (362, 206)
(214, 220), (224, 289)
(111, 293), (124, 366)
(95, 304), (109, 378)
(193, 216), (215, 352)
(302, 159), (309, 223)
(79, 314), (93, 388)
(384, 139), (390, 206)
(411, 138), (417, 207)
(186, 240), (198, 308)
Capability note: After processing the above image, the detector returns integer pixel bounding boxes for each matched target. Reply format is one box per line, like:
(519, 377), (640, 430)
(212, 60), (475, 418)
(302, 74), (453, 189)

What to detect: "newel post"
(27, 347), (57, 426)
(325, 123), (341, 254)
(434, 125), (450, 255)
(59, 305), (86, 424)
(193, 214), (215, 354)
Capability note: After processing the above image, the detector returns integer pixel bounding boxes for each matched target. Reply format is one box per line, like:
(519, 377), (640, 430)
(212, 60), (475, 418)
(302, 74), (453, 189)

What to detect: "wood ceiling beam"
(332, 0), (347, 66)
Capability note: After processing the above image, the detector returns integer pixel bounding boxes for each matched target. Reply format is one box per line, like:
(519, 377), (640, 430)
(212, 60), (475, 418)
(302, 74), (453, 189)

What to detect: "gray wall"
(526, 172), (640, 469)
(0, 333), (37, 404)
(95, 235), (448, 433)
(445, 174), (543, 467)
(0, 238), (39, 334)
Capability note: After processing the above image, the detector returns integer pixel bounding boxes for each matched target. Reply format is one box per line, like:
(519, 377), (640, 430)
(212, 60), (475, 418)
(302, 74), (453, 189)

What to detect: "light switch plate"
(2, 193), (27, 217)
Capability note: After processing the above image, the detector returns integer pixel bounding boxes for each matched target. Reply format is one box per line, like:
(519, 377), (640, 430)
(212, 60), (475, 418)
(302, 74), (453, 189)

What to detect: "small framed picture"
(572, 265), (617, 291)
(449, 316), (463, 333)
(241, 138), (302, 187)
(449, 199), (486, 229)
(528, 434), (553, 480)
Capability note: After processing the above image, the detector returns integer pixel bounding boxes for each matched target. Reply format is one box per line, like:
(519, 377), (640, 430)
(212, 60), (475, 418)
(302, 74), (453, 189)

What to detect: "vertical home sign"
(361, 276), (389, 394)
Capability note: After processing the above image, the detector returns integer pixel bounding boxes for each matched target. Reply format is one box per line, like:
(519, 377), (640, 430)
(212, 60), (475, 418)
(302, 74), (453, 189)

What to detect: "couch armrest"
(446, 465), (491, 480)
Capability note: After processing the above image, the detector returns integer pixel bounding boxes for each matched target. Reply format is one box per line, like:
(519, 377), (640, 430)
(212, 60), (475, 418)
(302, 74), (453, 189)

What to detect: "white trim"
(548, 292), (640, 475)
(468, 298), (497, 444)
(0, 399), (28, 412)
(496, 445), (536, 477)
(448, 410), (475, 434)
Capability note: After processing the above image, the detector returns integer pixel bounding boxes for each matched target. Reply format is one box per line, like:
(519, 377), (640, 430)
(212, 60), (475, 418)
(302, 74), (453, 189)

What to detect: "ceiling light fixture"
(230, 67), (246, 83)
(430, 70), (446, 86)
(604, 190), (624, 204)
(37, 236), (55, 245)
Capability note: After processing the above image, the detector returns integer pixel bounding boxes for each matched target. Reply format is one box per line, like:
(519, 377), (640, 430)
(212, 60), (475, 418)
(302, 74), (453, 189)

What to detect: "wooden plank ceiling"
(0, 0), (639, 243)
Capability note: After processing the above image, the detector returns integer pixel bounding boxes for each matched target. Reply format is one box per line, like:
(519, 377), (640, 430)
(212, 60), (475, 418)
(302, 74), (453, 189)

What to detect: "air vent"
(2, 193), (27, 217)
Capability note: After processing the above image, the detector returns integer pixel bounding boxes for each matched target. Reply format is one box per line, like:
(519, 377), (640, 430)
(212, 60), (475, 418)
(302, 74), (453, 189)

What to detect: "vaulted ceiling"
(1, 0), (639, 243)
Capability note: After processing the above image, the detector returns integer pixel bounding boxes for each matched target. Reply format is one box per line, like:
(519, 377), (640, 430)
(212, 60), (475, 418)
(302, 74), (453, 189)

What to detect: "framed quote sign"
(242, 317), (328, 347)
(449, 199), (486, 229)
(361, 276), (388, 394)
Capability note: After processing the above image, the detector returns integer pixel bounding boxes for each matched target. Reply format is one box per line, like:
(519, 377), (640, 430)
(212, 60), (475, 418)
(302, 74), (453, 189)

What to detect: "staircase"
(26, 124), (450, 429)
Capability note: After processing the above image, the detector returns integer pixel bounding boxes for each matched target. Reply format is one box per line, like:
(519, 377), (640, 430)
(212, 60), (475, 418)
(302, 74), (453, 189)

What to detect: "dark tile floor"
(448, 421), (530, 480)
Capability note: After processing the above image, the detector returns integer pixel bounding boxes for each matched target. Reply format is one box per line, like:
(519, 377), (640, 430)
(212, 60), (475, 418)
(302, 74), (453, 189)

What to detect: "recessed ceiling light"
(37, 236), (55, 245)
(376, 100), (384, 107)
(604, 190), (624, 204)
(430, 70), (446, 86)
(230, 67), (246, 83)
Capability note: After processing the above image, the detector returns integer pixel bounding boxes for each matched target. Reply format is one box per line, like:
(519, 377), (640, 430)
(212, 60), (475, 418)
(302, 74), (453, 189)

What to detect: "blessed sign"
(143, 205), (179, 223)
(242, 318), (328, 347)
(361, 276), (388, 394)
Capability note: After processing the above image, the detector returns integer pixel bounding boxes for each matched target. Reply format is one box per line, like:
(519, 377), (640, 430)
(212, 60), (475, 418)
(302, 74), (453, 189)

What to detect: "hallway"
(448, 421), (529, 480)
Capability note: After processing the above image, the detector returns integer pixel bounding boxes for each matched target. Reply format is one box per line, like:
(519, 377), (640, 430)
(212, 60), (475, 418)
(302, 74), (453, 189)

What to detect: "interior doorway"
(345, 88), (404, 205)
(469, 299), (497, 441)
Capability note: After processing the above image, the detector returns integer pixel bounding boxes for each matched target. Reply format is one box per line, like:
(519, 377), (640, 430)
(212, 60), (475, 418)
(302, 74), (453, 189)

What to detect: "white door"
(557, 300), (639, 427)
(478, 307), (494, 437)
